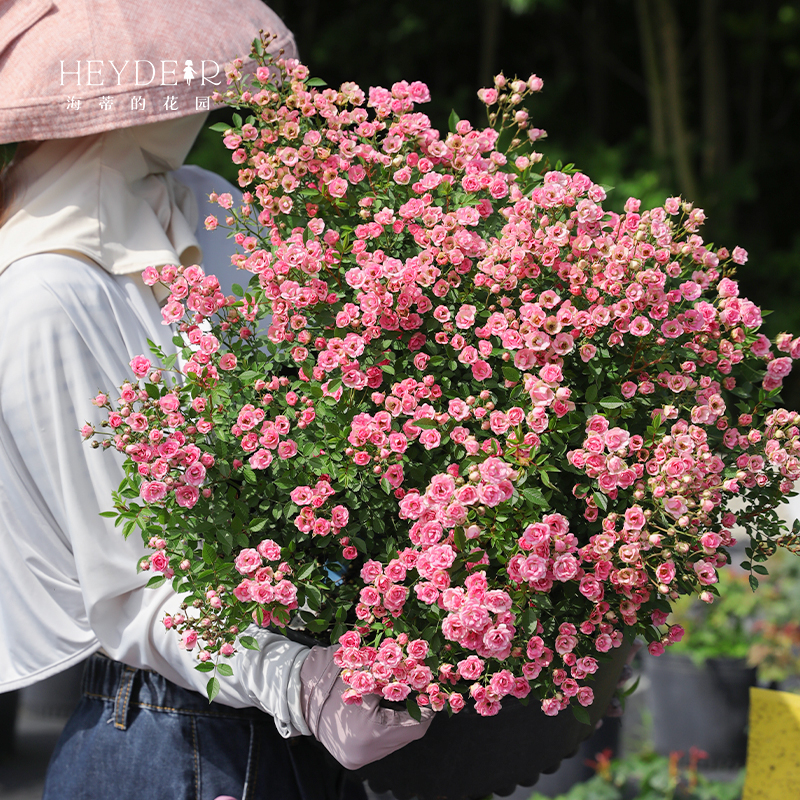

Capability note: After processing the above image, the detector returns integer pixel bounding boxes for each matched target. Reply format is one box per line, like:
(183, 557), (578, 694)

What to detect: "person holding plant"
(0, 2), (430, 798)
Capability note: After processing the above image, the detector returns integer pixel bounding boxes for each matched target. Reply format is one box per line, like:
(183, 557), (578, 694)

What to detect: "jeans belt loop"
(113, 665), (138, 731)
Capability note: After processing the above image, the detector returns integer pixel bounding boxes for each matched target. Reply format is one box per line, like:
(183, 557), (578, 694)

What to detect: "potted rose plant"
(84, 35), (800, 799)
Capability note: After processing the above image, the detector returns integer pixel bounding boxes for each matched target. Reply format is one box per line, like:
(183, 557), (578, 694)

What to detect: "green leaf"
(195, 662), (215, 672)
(239, 635), (259, 651)
(202, 542), (216, 565)
(232, 283), (244, 297)
(209, 122), (232, 132)
(217, 663), (234, 677)
(571, 703), (590, 725)
(206, 676), (220, 703)
(599, 397), (625, 409)
(297, 562), (317, 580)
(406, 697), (422, 722)
(749, 574), (760, 591)
(146, 574), (166, 589)
(593, 492), (609, 511)
(413, 418), (438, 429)
(305, 618), (329, 633)
(522, 487), (548, 507)
(305, 584), (323, 607)
(520, 607), (538, 635)
(448, 109), (461, 133)
(306, 77), (327, 87)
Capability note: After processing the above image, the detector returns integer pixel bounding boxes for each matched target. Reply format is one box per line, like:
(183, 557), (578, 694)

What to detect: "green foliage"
(668, 548), (800, 683)
(528, 750), (745, 800)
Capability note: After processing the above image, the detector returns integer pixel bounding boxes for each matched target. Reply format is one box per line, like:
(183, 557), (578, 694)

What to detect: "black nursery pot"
(355, 642), (631, 800)
(644, 653), (756, 769)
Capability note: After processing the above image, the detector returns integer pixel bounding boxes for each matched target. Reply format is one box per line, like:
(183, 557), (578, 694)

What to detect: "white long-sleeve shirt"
(0, 166), (311, 738)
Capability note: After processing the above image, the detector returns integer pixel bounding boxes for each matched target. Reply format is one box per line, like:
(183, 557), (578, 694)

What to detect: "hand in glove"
(300, 645), (434, 770)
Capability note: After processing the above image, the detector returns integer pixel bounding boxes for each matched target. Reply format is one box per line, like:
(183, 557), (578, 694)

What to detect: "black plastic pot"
(355, 643), (631, 800)
(0, 690), (18, 756)
(644, 653), (756, 768)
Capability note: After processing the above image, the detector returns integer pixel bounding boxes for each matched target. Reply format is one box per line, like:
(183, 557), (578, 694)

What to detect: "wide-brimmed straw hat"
(0, 0), (296, 144)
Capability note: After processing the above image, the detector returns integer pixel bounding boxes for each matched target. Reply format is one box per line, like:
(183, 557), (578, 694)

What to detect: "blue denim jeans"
(43, 654), (366, 800)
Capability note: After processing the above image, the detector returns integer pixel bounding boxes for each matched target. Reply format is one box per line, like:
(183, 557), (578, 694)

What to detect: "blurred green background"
(189, 0), (800, 406)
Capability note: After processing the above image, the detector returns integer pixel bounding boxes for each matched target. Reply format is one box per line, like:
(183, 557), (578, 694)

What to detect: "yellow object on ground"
(744, 687), (800, 798)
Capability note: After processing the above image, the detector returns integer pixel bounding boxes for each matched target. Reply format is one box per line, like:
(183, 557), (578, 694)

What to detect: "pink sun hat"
(0, 0), (297, 144)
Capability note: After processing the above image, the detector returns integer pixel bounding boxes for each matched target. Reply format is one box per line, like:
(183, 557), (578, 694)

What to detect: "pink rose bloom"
(624, 506), (646, 530)
(419, 429), (441, 450)
(767, 357), (793, 380)
(158, 393), (181, 413)
(253, 583), (274, 604)
(360, 587), (380, 606)
(694, 560), (718, 585)
(478, 483), (504, 507)
(483, 625), (514, 658)
(257, 539), (282, 561)
(648, 641), (665, 657)
(331, 505), (349, 527)
(483, 589), (512, 614)
(384, 464), (405, 488)
(656, 561), (675, 584)
(278, 440), (298, 459)
(140, 481), (168, 503)
(629, 316), (653, 337)
(130, 355), (151, 377)
(595, 633), (613, 653)
(663, 495), (688, 518)
(179, 630), (198, 651)
(360, 560), (383, 584)
(407, 639), (429, 660)
(219, 353), (237, 371)
(349, 671), (376, 695)
(457, 655), (484, 680)
(552, 554), (580, 582)
(541, 698), (561, 717)
(174, 485), (199, 509)
(273, 579), (298, 607)
(383, 585), (409, 611)
(382, 682), (411, 702)
(471, 360), (493, 381)
(449, 693), (465, 713)
(183, 463), (206, 486)
(249, 449), (273, 470)
(149, 551), (169, 572)
(235, 548), (262, 575)
(414, 582), (440, 605)
(577, 686), (594, 707)
(290, 486), (314, 505)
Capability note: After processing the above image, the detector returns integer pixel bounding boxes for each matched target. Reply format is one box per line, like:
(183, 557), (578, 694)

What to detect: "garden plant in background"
(85, 34), (800, 722)
(528, 748), (745, 800)
(668, 549), (800, 685)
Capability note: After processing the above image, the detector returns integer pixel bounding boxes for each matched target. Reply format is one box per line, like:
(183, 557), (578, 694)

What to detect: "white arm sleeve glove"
(0, 253), (309, 737)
